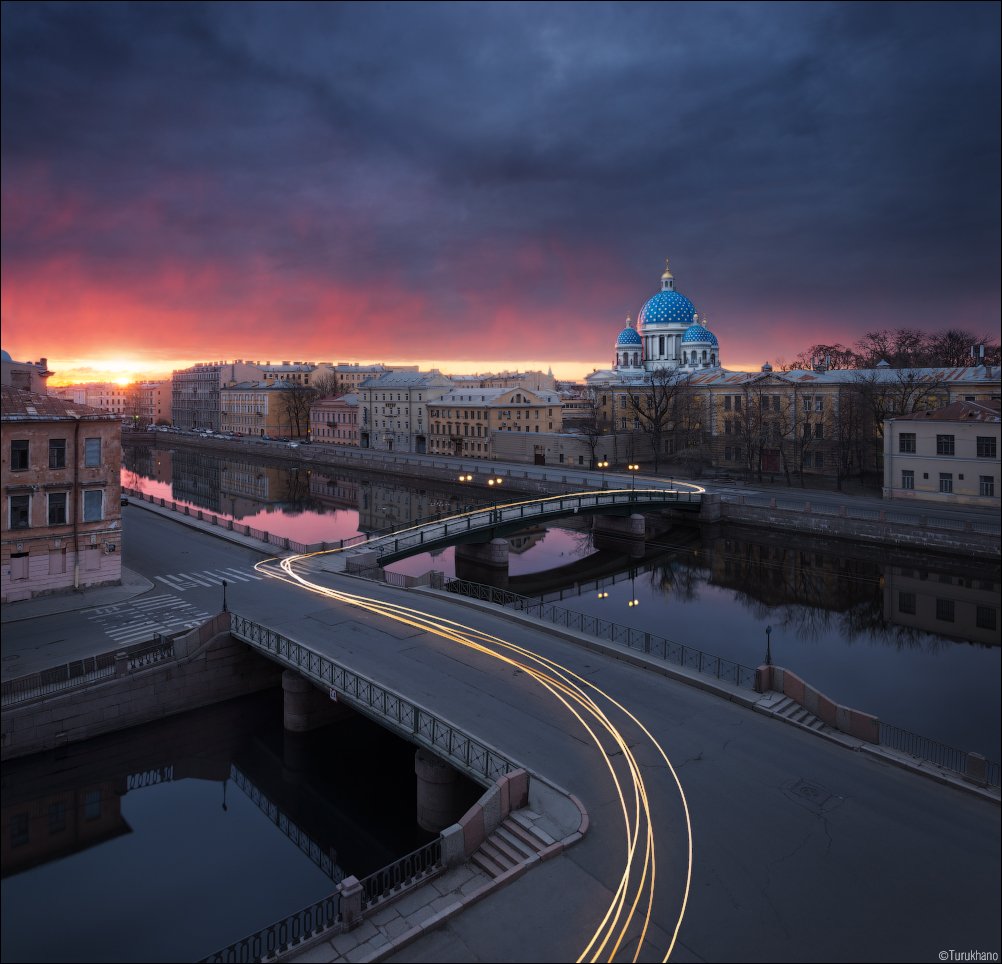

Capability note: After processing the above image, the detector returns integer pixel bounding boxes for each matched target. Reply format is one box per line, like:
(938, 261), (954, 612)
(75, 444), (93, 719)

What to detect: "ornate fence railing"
(200, 891), (343, 963)
(1, 635), (176, 707)
(229, 614), (519, 785)
(359, 838), (443, 908)
(441, 578), (759, 691)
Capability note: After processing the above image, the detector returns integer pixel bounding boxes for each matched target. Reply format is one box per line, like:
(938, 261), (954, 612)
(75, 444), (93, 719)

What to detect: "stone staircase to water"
(470, 812), (554, 879)
(768, 694), (830, 733)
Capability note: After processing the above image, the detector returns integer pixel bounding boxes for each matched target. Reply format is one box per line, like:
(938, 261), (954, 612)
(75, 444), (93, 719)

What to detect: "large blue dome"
(638, 289), (695, 329)
(616, 326), (641, 346)
(681, 323), (718, 347)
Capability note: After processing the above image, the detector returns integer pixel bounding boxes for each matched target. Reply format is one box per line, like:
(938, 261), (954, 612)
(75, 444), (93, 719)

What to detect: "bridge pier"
(415, 748), (461, 832)
(592, 513), (647, 538)
(282, 671), (352, 732)
(455, 538), (510, 588)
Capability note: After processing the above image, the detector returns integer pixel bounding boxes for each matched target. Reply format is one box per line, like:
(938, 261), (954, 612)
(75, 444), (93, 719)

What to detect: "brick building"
(2, 387), (122, 602)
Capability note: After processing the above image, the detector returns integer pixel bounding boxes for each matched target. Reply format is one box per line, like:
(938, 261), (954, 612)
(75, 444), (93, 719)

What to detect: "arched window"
(632, 352), (639, 367)
(659, 335), (665, 356)
(711, 353), (716, 366)
(702, 350), (707, 362)
(683, 352), (688, 364)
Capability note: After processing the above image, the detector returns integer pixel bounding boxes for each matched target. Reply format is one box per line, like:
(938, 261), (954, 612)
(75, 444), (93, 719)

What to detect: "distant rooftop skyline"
(3, 2), (999, 385)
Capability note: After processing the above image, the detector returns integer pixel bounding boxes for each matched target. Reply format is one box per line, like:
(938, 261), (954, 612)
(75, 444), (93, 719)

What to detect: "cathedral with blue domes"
(588, 259), (722, 390)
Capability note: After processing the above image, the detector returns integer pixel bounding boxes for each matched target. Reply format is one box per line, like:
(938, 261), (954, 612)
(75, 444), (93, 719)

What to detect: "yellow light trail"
(249, 492), (697, 962)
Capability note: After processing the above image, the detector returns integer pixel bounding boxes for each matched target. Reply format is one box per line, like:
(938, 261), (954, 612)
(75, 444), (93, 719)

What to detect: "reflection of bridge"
(342, 488), (701, 568)
(230, 764), (349, 883)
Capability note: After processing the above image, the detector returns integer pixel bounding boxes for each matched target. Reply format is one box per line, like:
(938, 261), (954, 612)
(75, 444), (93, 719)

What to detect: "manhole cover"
(784, 778), (844, 814)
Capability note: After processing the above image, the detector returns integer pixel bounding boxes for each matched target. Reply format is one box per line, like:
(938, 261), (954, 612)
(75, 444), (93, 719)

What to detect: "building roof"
(360, 371), (453, 389)
(1, 386), (117, 421)
(890, 400), (1001, 423)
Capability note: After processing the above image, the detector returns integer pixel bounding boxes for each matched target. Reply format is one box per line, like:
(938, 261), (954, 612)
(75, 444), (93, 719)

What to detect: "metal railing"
(230, 613), (519, 785)
(2, 634), (176, 707)
(200, 892), (343, 963)
(347, 489), (700, 564)
(442, 578), (758, 690)
(359, 838), (443, 908)
(877, 721), (999, 787)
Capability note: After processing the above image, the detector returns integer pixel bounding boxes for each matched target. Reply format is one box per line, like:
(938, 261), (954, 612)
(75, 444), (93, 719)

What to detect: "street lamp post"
(487, 476), (503, 522)
(765, 625), (772, 666)
(222, 579), (228, 613)
(597, 459), (609, 489)
(627, 463), (640, 492)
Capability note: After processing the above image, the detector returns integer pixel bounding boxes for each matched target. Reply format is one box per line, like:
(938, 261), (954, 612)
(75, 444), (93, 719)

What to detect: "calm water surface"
(122, 445), (1001, 760)
(0, 691), (474, 963)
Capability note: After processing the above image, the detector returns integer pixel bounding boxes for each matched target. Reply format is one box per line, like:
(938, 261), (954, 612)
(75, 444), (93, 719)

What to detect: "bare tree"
(572, 396), (606, 468)
(310, 371), (343, 398)
(279, 383), (318, 438)
(624, 369), (694, 472)
(852, 368), (947, 473)
(791, 343), (860, 371)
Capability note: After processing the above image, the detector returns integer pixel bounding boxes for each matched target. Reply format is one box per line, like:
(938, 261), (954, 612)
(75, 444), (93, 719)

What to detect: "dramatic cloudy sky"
(2, 1), (999, 382)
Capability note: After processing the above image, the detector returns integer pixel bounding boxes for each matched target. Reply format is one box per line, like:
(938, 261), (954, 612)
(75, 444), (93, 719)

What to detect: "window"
(813, 423), (823, 439)
(935, 598), (955, 622)
(49, 801), (67, 834)
(734, 396), (742, 412)
(938, 473), (953, 494)
(899, 433), (916, 454)
(48, 492), (68, 526)
(976, 606), (997, 631)
(10, 439), (29, 470)
(723, 396), (731, 411)
(980, 476), (995, 497)
(9, 495), (30, 529)
(901, 470), (915, 490)
(48, 438), (67, 469)
(83, 490), (104, 522)
(977, 436), (997, 458)
(814, 396), (824, 412)
(10, 812), (29, 848)
(84, 789), (102, 821)
(936, 435), (955, 456)
(85, 438), (101, 467)
(814, 452), (824, 468)
(898, 592), (916, 615)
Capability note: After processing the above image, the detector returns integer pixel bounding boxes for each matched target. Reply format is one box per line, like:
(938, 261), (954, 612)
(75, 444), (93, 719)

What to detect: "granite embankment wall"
(1, 614), (282, 761)
(699, 494), (999, 558)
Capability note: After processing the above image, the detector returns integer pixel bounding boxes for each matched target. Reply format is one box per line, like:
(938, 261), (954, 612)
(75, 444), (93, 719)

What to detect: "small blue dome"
(638, 289), (695, 329)
(681, 323), (718, 347)
(0, 349), (12, 362)
(616, 326), (641, 346)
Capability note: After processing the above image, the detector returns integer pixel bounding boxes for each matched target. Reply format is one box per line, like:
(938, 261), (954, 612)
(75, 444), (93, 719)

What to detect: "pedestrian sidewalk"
(1, 566), (155, 624)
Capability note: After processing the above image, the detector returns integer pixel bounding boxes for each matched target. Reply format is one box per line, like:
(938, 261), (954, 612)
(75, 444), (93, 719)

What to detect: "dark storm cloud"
(2, 1), (999, 359)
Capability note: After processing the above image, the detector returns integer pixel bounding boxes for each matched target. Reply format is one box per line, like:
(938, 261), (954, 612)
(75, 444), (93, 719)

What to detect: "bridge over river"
(334, 486), (702, 569)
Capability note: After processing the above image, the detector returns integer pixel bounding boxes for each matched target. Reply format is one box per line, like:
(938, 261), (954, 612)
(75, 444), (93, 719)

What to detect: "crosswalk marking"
(85, 594), (212, 644)
(154, 566), (267, 592)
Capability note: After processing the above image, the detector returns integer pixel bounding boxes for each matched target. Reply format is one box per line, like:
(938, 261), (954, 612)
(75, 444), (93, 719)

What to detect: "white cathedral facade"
(587, 259), (722, 389)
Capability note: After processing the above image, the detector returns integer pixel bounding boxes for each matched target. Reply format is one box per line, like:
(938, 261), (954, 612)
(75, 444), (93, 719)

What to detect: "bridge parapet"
(343, 487), (701, 567)
(230, 613), (519, 786)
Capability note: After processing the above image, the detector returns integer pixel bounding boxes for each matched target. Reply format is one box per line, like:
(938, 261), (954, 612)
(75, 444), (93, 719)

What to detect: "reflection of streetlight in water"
(628, 569), (639, 607)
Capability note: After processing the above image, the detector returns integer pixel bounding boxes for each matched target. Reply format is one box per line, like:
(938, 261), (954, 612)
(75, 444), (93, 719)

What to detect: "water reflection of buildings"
(1, 780), (131, 878)
(700, 529), (1000, 647)
(883, 567), (999, 647)
(357, 480), (476, 533)
(309, 472), (360, 511)
(170, 447), (224, 513)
